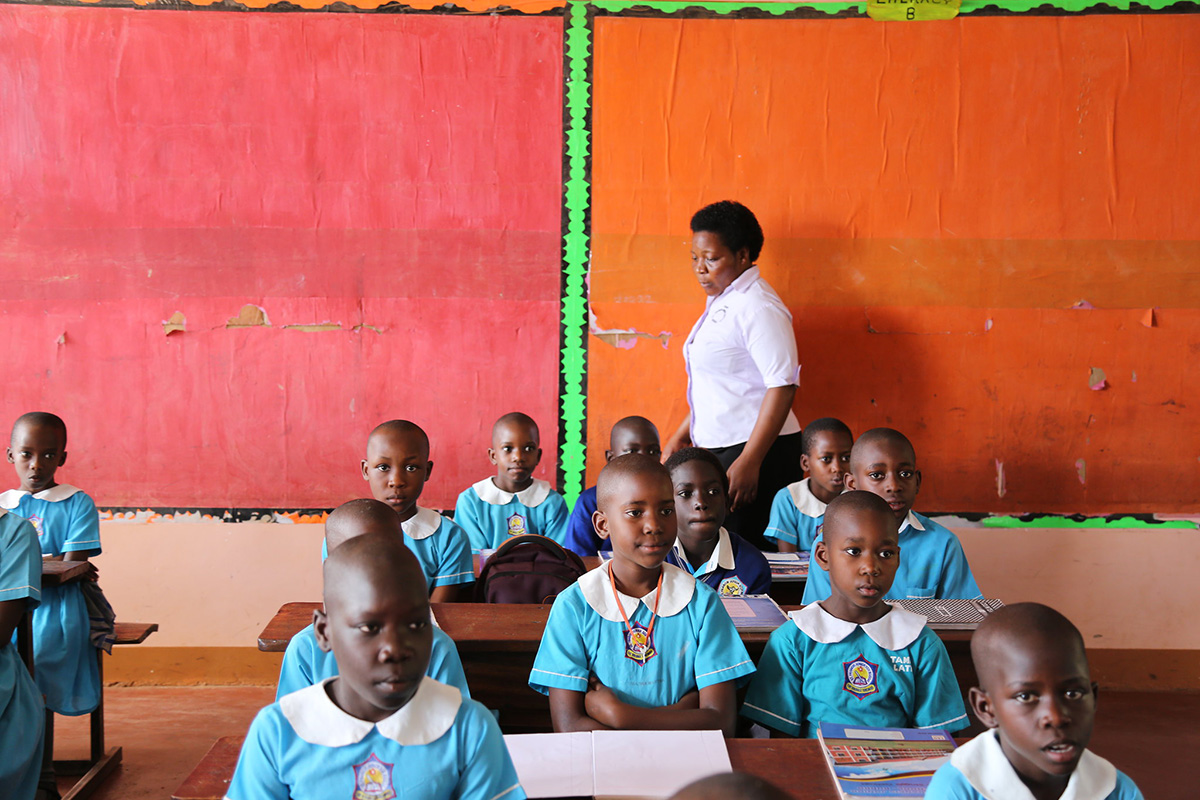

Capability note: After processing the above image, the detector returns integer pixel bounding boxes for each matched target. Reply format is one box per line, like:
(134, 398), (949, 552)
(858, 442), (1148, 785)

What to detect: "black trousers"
(709, 431), (803, 552)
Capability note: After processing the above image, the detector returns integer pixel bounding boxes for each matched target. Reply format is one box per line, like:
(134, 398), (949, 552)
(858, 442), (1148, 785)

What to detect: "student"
(663, 447), (770, 597)
(359, 420), (472, 602)
(743, 492), (968, 738)
(280, 499), (470, 701)
(529, 454), (754, 736)
(228, 532), (523, 800)
(802, 428), (981, 605)
(1, 412), (102, 717)
(764, 417), (853, 553)
(926, 603), (1143, 800)
(0, 508), (45, 800)
(454, 412), (569, 553)
(563, 416), (660, 558)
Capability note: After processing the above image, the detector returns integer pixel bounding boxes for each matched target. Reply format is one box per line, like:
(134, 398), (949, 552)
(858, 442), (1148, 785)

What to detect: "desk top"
(41, 560), (94, 586)
(258, 601), (970, 653)
(172, 735), (843, 800)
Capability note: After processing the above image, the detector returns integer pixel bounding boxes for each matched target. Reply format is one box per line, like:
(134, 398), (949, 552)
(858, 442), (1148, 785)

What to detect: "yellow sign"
(867, 0), (961, 21)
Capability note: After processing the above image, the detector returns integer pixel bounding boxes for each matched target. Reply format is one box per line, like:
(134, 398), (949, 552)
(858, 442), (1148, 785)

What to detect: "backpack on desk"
(475, 533), (587, 604)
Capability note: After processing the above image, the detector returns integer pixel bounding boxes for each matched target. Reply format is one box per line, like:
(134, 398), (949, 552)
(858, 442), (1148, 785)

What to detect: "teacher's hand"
(726, 453), (762, 510)
(661, 419), (692, 462)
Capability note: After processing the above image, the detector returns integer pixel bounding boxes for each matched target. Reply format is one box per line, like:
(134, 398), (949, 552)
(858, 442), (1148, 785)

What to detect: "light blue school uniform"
(0, 510), (46, 800)
(1, 485), (102, 715)
(926, 729), (1144, 800)
(529, 563), (755, 707)
(764, 478), (827, 551)
(454, 478), (569, 554)
(229, 676), (523, 800)
(276, 623), (472, 702)
(803, 511), (982, 606)
(321, 507), (473, 592)
(742, 603), (967, 738)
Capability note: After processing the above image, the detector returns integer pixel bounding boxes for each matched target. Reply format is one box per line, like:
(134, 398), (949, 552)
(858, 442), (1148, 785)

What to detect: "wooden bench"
(37, 562), (159, 800)
(172, 735), (845, 800)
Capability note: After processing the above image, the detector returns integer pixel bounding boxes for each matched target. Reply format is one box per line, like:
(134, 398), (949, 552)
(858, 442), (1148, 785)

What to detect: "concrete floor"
(52, 687), (1200, 800)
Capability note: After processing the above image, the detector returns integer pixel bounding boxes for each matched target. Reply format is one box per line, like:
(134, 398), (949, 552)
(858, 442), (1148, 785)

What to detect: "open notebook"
(503, 729), (732, 800)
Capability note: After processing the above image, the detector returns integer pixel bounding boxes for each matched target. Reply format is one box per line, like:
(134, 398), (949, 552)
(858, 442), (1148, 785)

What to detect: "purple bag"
(475, 534), (587, 604)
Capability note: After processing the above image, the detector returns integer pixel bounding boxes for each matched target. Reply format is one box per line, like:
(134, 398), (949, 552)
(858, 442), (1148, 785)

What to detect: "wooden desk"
(259, 602), (975, 734)
(174, 735), (857, 800)
(42, 559), (94, 586)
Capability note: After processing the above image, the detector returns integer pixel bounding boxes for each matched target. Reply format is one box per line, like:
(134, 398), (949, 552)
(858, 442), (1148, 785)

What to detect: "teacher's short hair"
(690, 201), (764, 262)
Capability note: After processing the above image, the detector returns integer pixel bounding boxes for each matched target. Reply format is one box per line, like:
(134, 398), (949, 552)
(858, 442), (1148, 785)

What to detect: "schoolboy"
(279, 499), (470, 701)
(529, 454), (754, 736)
(926, 604), (1143, 800)
(0, 507), (45, 800)
(228, 532), (524, 800)
(359, 420), (472, 602)
(764, 418), (853, 553)
(743, 491), (968, 738)
(564, 415), (661, 558)
(454, 412), (569, 553)
(663, 447), (770, 597)
(802, 428), (981, 605)
(1, 412), (102, 717)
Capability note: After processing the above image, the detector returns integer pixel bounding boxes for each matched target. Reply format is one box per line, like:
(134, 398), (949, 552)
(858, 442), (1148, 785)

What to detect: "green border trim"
(557, 0), (592, 508)
(976, 514), (1198, 529)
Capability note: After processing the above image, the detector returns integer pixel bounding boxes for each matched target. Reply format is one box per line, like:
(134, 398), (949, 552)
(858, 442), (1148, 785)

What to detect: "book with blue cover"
(719, 594), (788, 632)
(816, 723), (957, 799)
(763, 550), (810, 581)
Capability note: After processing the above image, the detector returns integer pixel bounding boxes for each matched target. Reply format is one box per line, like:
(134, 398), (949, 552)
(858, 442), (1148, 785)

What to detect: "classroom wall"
(588, 15), (1200, 514)
(0, 6), (566, 509)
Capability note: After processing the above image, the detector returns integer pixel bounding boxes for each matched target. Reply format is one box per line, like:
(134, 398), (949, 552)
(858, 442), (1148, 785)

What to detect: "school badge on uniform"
(842, 655), (879, 699)
(28, 515), (44, 537)
(718, 577), (747, 597)
(352, 753), (397, 800)
(506, 513), (528, 536)
(624, 621), (656, 665)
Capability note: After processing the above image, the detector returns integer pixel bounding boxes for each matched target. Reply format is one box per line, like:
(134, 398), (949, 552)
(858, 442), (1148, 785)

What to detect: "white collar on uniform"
(950, 729), (1117, 800)
(790, 602), (926, 650)
(403, 507), (443, 541)
(281, 676), (462, 747)
(899, 510), (925, 534)
(787, 479), (827, 519)
(672, 527), (735, 578)
(471, 477), (551, 507)
(716, 265), (761, 300)
(0, 484), (81, 509)
(579, 562), (695, 621)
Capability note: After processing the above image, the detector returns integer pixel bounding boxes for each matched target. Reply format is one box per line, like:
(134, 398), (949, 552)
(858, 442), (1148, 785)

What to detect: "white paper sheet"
(504, 732), (595, 798)
(591, 729), (732, 800)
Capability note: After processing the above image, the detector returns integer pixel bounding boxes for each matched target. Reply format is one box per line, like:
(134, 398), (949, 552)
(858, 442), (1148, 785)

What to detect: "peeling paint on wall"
(163, 312), (186, 335)
(226, 304), (270, 328)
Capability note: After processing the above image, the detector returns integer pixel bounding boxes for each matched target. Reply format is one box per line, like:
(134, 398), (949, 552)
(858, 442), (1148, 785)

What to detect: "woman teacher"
(662, 201), (802, 549)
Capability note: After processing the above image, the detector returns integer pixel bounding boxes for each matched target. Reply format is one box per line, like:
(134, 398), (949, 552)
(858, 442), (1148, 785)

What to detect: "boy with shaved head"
(926, 603), (1142, 800)
(803, 428), (981, 605)
(279, 499), (471, 701)
(530, 454), (753, 736)
(359, 419), (472, 602)
(564, 415), (661, 557)
(744, 491), (967, 737)
(230, 531), (523, 800)
(454, 412), (570, 553)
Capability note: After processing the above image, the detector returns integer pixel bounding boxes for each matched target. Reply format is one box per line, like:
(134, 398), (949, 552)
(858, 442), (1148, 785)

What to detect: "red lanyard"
(609, 563), (663, 642)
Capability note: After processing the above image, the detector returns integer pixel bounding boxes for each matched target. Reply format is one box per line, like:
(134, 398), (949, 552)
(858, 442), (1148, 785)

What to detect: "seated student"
(359, 419), (472, 602)
(529, 454), (754, 736)
(228, 532), (523, 800)
(802, 428), (981, 605)
(280, 499), (470, 701)
(764, 417), (853, 553)
(0, 508), (45, 800)
(743, 491), (968, 738)
(1, 412), (102, 717)
(663, 447), (770, 597)
(454, 412), (569, 553)
(564, 415), (660, 558)
(926, 603), (1143, 800)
